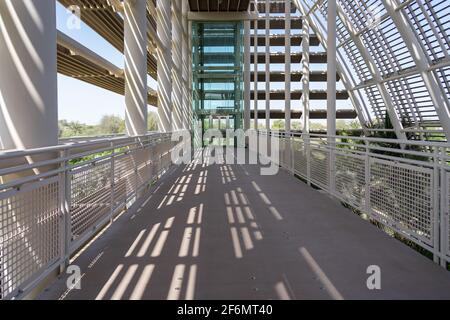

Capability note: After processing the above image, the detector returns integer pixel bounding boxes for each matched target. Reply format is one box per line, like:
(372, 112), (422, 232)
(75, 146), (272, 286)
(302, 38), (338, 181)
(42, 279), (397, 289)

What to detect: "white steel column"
(265, 0), (270, 131)
(302, 16), (310, 134)
(253, 16), (259, 130)
(157, 0), (173, 132)
(172, 0), (182, 131)
(327, 0), (336, 138)
(124, 0), (148, 136)
(244, 20), (251, 131)
(188, 19), (193, 131)
(284, 0), (291, 133)
(327, 0), (337, 193)
(0, 0), (58, 150)
(181, 0), (189, 130)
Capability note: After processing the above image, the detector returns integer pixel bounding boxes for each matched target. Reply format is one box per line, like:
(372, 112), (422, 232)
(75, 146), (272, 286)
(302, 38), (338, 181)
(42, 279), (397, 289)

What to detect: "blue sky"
(56, 4), (157, 125)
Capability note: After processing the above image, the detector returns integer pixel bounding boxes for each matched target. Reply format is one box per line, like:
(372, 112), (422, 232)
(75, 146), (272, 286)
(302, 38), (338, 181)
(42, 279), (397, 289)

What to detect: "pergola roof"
(188, 0), (251, 11)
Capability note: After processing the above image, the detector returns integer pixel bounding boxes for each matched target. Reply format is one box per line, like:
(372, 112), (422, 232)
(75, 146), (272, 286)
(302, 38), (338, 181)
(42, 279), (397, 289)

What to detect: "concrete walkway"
(39, 152), (450, 300)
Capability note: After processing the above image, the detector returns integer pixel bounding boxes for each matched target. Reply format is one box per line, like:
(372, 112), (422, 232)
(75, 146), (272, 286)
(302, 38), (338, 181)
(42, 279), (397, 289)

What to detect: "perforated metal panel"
(293, 138), (307, 177)
(0, 178), (60, 299)
(310, 147), (329, 189)
(113, 154), (137, 210)
(446, 171), (450, 259)
(135, 151), (151, 190)
(335, 151), (366, 209)
(279, 137), (288, 168)
(369, 158), (434, 245)
(70, 160), (112, 239)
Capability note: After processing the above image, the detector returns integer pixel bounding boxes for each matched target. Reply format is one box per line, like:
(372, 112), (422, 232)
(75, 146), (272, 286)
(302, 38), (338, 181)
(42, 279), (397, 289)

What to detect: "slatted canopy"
(188, 0), (251, 11)
(58, 0), (158, 79)
(57, 44), (157, 106)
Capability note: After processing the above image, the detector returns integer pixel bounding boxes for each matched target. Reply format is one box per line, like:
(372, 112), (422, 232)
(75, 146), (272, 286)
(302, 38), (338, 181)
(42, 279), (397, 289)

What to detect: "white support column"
(244, 20), (251, 132)
(181, 0), (189, 130)
(285, 0), (291, 134)
(0, 0), (58, 150)
(327, 0), (337, 193)
(124, 0), (148, 136)
(284, 0), (292, 170)
(302, 16), (310, 134)
(327, 0), (337, 139)
(172, 0), (182, 131)
(265, 0), (270, 131)
(157, 0), (173, 132)
(253, 16), (259, 130)
(188, 19), (193, 131)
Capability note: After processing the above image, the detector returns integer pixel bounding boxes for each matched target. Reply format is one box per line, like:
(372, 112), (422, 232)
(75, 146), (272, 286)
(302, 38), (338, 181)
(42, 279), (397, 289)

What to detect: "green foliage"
(291, 121), (302, 131)
(271, 120), (285, 130)
(59, 112), (159, 138)
(148, 112), (158, 131)
(98, 115), (125, 134)
(309, 122), (326, 131)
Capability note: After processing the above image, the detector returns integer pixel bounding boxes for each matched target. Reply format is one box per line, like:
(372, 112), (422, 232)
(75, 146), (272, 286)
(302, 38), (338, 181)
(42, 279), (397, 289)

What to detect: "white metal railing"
(258, 130), (450, 267)
(0, 133), (181, 300)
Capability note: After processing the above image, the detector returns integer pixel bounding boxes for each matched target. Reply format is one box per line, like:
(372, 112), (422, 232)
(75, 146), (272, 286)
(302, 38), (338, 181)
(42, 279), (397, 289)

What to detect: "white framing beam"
(265, 0), (270, 131)
(335, 2), (407, 141)
(285, 0), (291, 133)
(381, 0), (450, 140)
(302, 16), (310, 134)
(244, 20), (251, 131)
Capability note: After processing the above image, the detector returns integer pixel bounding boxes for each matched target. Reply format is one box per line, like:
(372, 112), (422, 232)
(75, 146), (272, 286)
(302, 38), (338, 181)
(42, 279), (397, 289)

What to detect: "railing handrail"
(259, 129), (450, 149)
(0, 132), (174, 160)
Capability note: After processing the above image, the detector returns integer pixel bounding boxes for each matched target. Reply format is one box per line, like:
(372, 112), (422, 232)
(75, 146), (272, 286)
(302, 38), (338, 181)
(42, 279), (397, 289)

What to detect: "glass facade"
(192, 21), (244, 147)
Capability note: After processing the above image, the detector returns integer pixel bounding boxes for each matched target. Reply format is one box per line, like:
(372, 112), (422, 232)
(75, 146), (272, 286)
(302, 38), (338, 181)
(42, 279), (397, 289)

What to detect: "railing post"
(290, 133), (295, 175)
(329, 140), (336, 195)
(59, 149), (71, 272)
(109, 141), (115, 224)
(439, 147), (447, 268)
(364, 140), (371, 214)
(305, 133), (311, 186)
(135, 137), (140, 201)
(432, 146), (441, 264)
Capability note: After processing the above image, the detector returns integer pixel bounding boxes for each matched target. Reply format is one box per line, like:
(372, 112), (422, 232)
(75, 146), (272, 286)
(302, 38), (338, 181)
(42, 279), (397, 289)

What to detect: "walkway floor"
(39, 151), (450, 300)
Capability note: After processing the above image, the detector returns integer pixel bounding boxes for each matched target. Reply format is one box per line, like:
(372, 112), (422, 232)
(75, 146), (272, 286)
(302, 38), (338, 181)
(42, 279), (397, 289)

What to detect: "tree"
(291, 121), (303, 131)
(148, 112), (158, 131)
(309, 122), (326, 131)
(99, 115), (125, 134)
(271, 120), (285, 130)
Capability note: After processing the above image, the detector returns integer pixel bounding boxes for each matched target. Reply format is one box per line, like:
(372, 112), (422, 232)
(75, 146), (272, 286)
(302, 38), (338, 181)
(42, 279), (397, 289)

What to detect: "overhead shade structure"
(58, 0), (158, 78)
(57, 44), (157, 107)
(189, 0), (251, 11)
